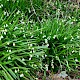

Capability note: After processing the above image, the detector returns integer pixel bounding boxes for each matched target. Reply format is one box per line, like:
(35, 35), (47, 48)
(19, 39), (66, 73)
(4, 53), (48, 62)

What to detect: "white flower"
(14, 14), (16, 17)
(29, 57), (31, 60)
(9, 50), (11, 52)
(30, 33), (32, 34)
(53, 35), (57, 39)
(33, 50), (35, 53)
(23, 34), (26, 37)
(5, 24), (8, 27)
(51, 63), (54, 69)
(44, 54), (47, 57)
(13, 34), (16, 38)
(45, 64), (49, 71)
(42, 35), (46, 38)
(63, 45), (66, 48)
(78, 29), (80, 31)
(71, 36), (74, 39)
(32, 48), (34, 50)
(16, 10), (20, 14)
(4, 29), (7, 32)
(31, 35), (33, 38)
(46, 44), (49, 47)
(45, 39), (48, 43)
(63, 56), (64, 58)
(12, 0), (16, 2)
(34, 65), (37, 67)
(4, 11), (6, 15)
(18, 68), (19, 72)
(64, 37), (67, 40)
(20, 74), (24, 77)
(25, 70), (27, 73)
(35, 78), (38, 80)
(30, 44), (32, 47)
(13, 43), (15, 46)
(1, 4), (3, 7)
(56, 56), (58, 59)
(70, 22), (73, 24)
(37, 55), (39, 58)
(22, 58), (25, 61)
(9, 23), (11, 24)
(75, 59), (78, 62)
(0, 35), (3, 40)
(4, 32), (6, 35)
(40, 31), (42, 34)
(51, 59), (54, 63)
(77, 36), (79, 39)
(8, 56), (11, 60)
(7, 50), (8, 52)
(42, 55), (44, 59)
(20, 20), (25, 24)
(15, 69), (17, 73)
(47, 36), (51, 40)
(30, 51), (32, 53)
(70, 39), (72, 41)
(7, 12), (9, 16)
(30, 55), (32, 57)
(0, 4), (3, 8)
(17, 0), (19, 2)
(0, 5), (2, 8)
(14, 27), (18, 30)
(72, 50), (75, 53)
(29, 55), (32, 60)
(2, 29), (7, 35)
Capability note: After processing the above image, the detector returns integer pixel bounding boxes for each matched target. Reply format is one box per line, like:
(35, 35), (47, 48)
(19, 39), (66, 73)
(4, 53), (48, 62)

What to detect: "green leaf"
(0, 64), (14, 80)
(13, 57), (26, 66)
(7, 68), (17, 80)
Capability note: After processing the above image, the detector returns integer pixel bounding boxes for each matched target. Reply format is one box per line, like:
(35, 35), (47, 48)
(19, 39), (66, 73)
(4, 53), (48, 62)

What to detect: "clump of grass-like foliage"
(0, 0), (80, 79)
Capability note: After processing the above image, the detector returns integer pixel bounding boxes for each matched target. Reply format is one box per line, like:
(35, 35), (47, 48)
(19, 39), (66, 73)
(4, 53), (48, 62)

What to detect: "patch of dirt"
(37, 70), (80, 80)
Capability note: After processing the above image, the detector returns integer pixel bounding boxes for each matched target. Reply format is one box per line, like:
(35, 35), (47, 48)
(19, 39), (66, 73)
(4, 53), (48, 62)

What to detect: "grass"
(0, 0), (80, 80)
